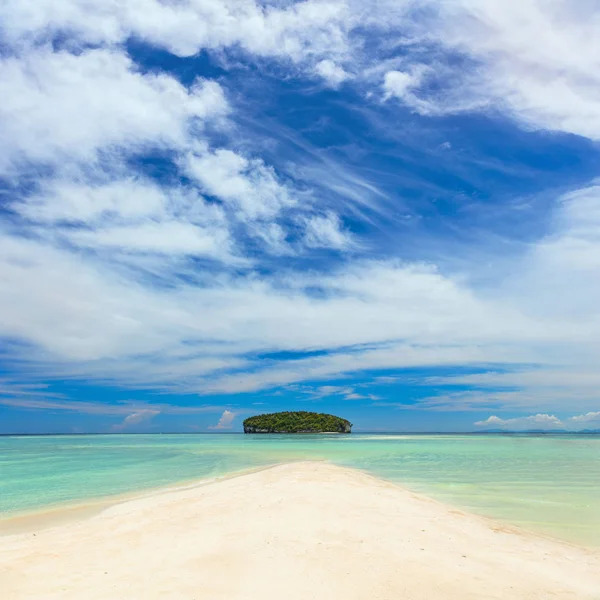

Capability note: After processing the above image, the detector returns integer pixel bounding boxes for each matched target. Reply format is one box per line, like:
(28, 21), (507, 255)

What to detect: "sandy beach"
(1, 461), (599, 600)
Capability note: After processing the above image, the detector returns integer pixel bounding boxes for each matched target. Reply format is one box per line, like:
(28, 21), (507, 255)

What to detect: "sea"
(1, 433), (599, 547)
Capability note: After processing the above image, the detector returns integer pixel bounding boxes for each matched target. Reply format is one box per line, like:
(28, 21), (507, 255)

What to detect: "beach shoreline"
(0, 457), (596, 550)
(0, 461), (294, 536)
(2, 461), (599, 599)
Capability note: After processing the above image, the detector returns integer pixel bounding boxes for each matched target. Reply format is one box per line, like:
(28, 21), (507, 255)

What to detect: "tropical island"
(243, 411), (352, 434)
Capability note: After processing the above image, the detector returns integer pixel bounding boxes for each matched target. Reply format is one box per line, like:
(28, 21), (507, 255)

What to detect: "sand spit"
(1, 461), (599, 599)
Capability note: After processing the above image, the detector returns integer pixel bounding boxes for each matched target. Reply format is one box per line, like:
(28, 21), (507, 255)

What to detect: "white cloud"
(315, 59), (349, 87)
(0, 47), (228, 173)
(69, 221), (234, 260)
(303, 212), (353, 249)
(200, 343), (525, 395)
(302, 385), (375, 401)
(390, 0), (600, 139)
(2, 0), (600, 419)
(569, 411), (600, 424)
(0, 395), (224, 416)
(15, 179), (168, 224)
(185, 149), (295, 221)
(0, 379), (66, 400)
(0, 228), (507, 384)
(210, 409), (237, 429)
(250, 222), (293, 255)
(421, 370), (600, 412)
(475, 414), (563, 430)
(113, 409), (160, 431)
(3, 181), (600, 410)
(13, 177), (239, 261)
(0, 0), (351, 62)
(476, 411), (600, 430)
(383, 69), (423, 102)
(309, 385), (355, 398)
(0, 233), (183, 361)
(3, 0), (598, 144)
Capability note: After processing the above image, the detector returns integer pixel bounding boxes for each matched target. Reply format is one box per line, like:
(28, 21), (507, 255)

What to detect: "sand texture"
(1, 462), (599, 599)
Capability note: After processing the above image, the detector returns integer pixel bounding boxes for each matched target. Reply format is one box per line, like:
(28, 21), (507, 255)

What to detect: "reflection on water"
(1, 433), (599, 546)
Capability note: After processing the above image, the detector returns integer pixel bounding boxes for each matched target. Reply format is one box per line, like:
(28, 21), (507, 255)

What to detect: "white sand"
(1, 462), (599, 600)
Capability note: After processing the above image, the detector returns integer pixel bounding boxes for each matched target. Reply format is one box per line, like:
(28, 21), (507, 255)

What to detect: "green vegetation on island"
(243, 411), (352, 434)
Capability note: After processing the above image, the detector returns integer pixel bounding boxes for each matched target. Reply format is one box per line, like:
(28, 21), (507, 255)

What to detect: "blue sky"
(1, 0), (600, 433)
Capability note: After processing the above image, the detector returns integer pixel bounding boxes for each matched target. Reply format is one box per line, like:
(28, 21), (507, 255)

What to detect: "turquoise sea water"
(1, 433), (599, 546)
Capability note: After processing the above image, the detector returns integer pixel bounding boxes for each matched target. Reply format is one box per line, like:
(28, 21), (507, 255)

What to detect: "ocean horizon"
(3, 431), (495, 436)
(1, 433), (599, 547)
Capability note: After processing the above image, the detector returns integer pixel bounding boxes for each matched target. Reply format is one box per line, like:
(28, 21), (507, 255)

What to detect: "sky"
(1, 0), (600, 434)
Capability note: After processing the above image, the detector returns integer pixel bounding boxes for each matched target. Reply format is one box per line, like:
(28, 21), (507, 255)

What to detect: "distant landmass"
(243, 411), (352, 434)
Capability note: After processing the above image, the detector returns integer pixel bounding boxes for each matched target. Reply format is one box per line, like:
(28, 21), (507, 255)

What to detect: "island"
(243, 411), (352, 434)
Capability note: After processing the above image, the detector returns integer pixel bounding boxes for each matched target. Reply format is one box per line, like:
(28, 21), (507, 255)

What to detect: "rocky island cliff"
(243, 411), (352, 434)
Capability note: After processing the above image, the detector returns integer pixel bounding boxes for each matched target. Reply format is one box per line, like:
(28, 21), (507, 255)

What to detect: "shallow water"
(1, 433), (599, 546)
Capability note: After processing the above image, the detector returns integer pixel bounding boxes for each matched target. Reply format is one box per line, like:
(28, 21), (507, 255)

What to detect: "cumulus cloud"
(210, 409), (237, 429)
(475, 414), (563, 430)
(185, 149), (295, 221)
(382, 69), (423, 103)
(113, 409), (160, 431)
(0, 0), (351, 62)
(569, 411), (600, 424)
(315, 59), (349, 87)
(476, 412), (600, 430)
(2, 0), (599, 143)
(0, 48), (228, 172)
(387, 0), (600, 139)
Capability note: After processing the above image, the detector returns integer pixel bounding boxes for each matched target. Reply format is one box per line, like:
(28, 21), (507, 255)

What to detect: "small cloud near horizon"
(475, 412), (600, 431)
(112, 409), (160, 431)
(210, 409), (238, 430)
